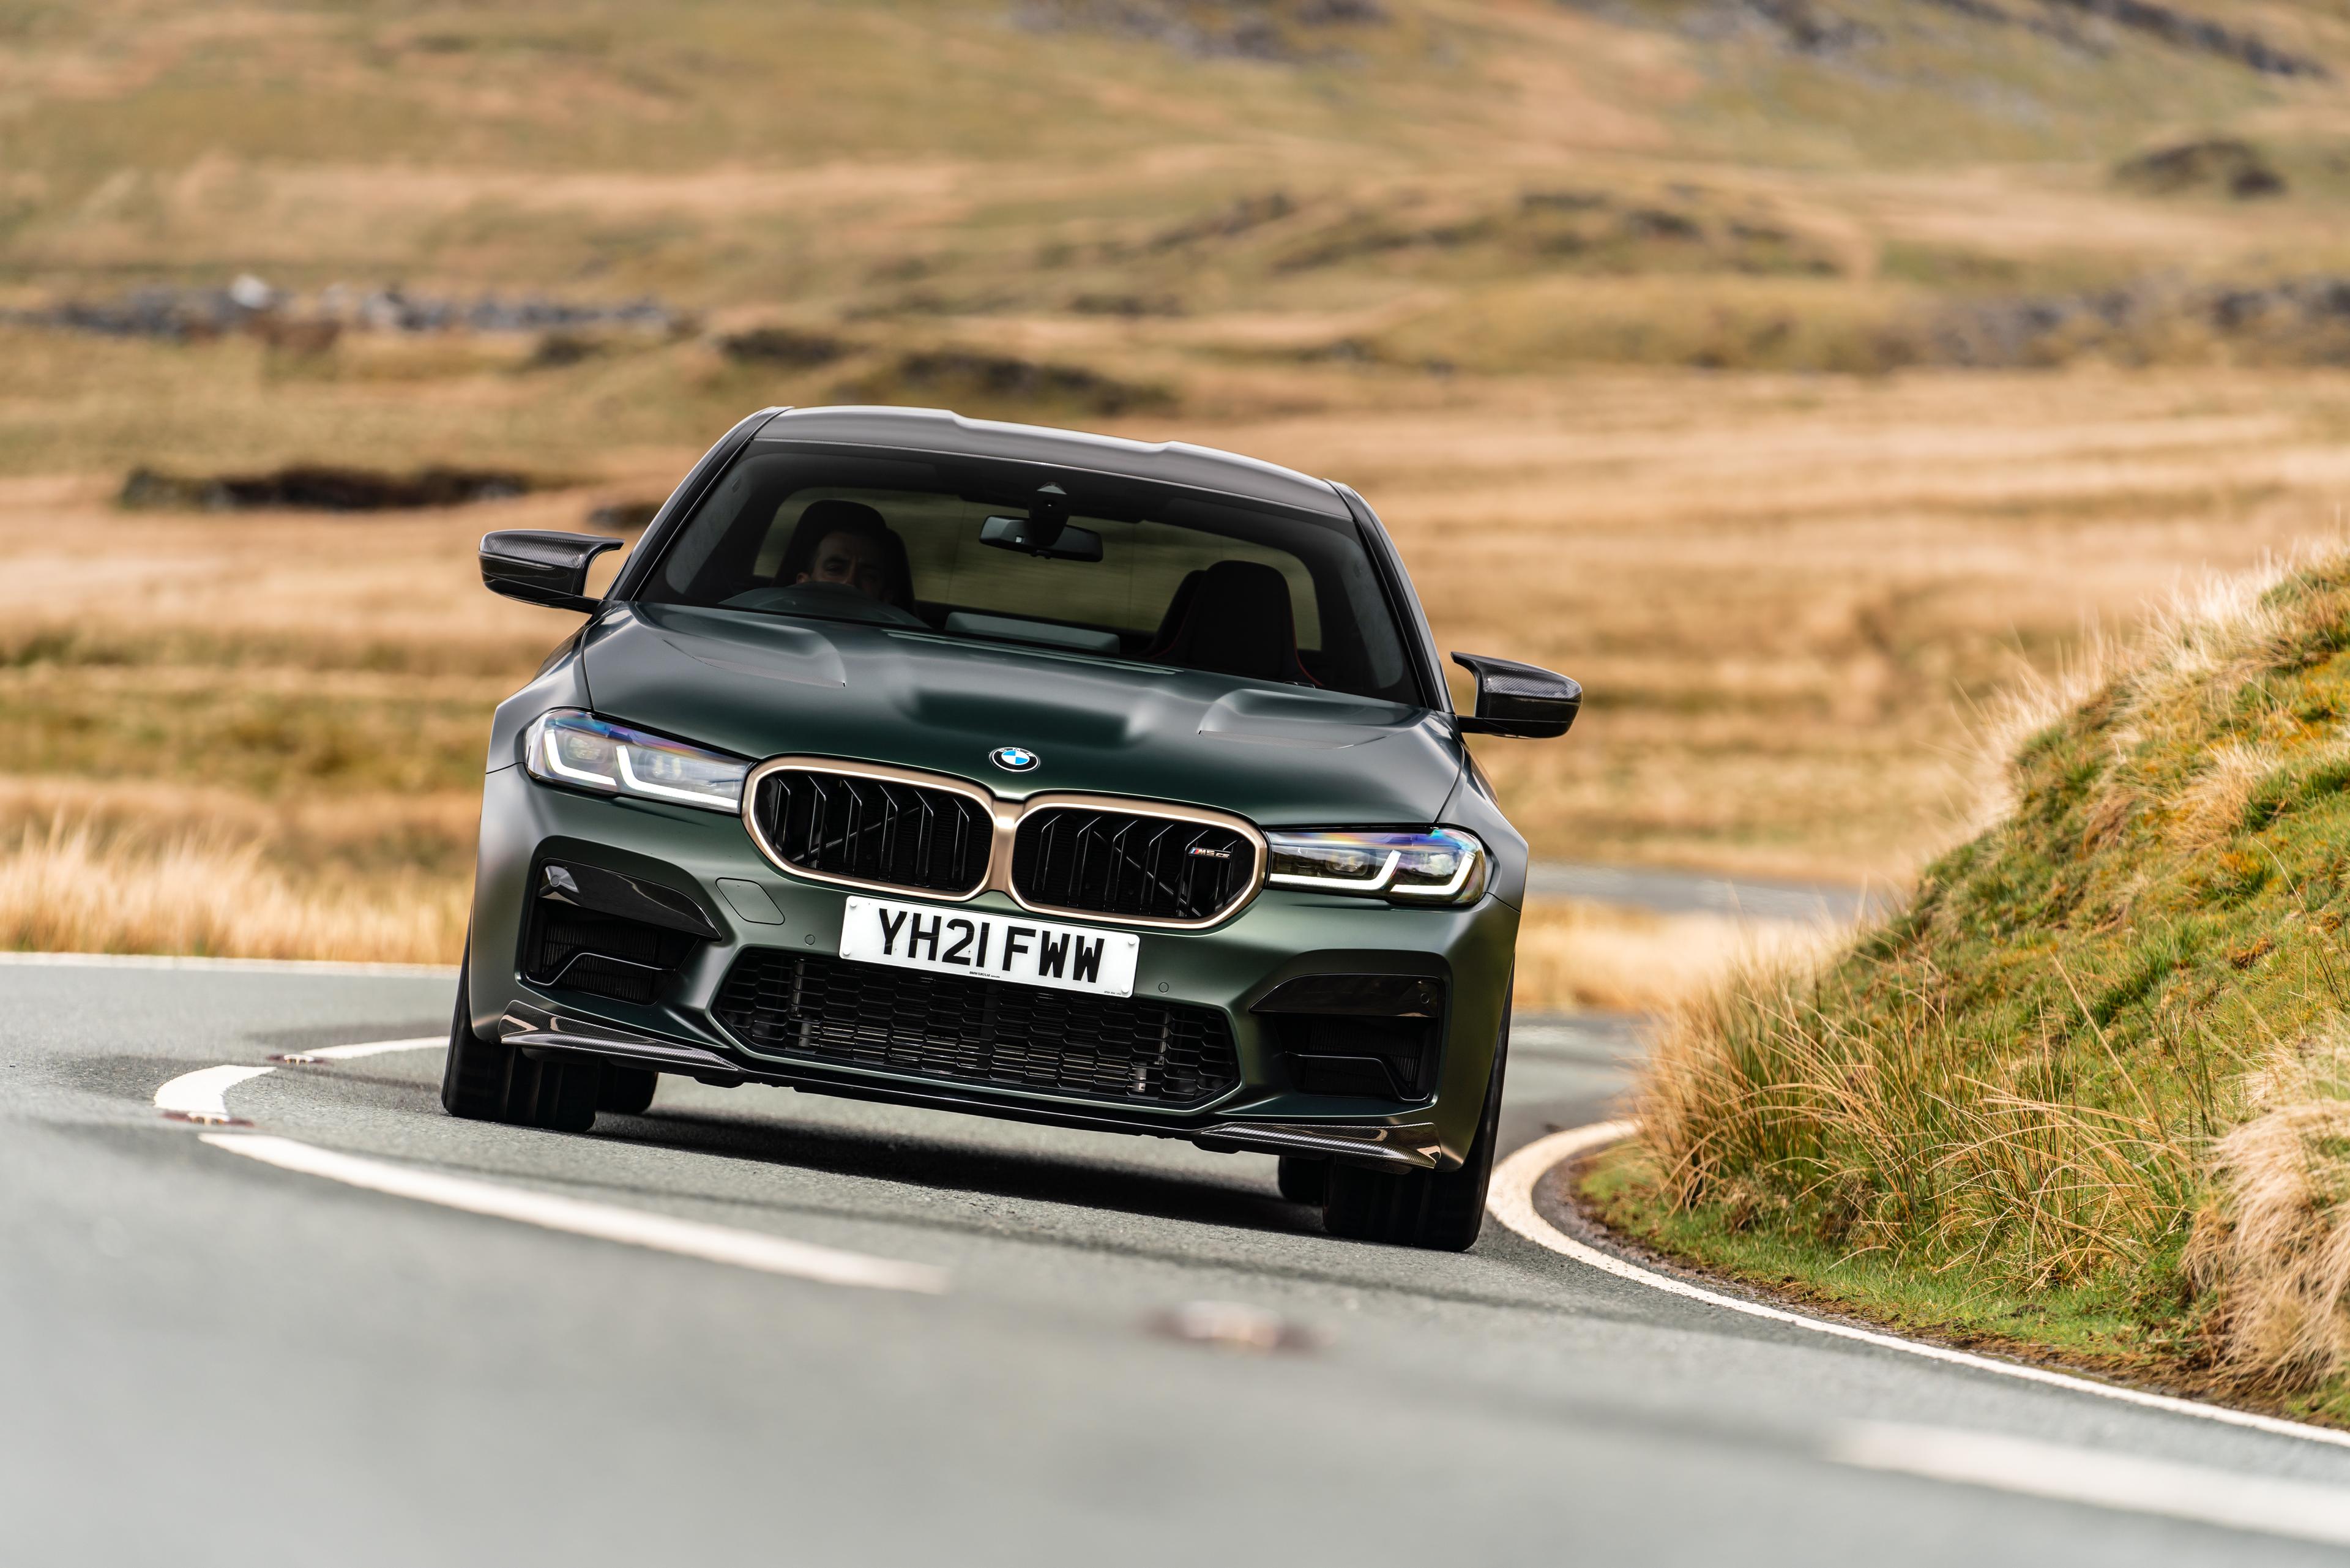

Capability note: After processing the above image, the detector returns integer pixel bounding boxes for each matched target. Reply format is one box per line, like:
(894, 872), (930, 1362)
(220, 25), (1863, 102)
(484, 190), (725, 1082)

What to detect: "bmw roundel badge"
(990, 746), (1040, 773)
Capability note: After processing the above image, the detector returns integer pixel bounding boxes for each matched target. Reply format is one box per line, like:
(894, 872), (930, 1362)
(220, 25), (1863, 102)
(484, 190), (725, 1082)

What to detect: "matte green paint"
(580, 603), (1466, 826)
(467, 413), (1543, 1169)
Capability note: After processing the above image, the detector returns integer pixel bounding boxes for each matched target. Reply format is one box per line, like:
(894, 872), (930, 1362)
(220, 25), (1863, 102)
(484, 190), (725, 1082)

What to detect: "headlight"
(523, 709), (748, 813)
(1264, 828), (1487, 904)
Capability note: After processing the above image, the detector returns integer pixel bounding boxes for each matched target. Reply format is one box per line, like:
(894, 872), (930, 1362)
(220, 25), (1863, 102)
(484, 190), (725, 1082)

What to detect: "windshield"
(633, 445), (1425, 705)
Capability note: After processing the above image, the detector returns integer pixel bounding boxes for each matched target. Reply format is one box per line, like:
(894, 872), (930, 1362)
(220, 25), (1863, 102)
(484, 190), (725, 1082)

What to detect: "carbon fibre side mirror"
(1450, 652), (1581, 739)
(480, 531), (622, 613)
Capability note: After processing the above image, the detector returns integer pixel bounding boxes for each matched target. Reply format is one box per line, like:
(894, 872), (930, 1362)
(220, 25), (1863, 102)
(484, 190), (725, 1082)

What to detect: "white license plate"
(838, 896), (1141, 998)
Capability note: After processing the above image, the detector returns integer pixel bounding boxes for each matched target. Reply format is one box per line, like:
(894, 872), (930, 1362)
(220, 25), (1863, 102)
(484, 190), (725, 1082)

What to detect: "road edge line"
(1488, 1121), (2350, 1452)
(157, 1039), (948, 1296)
(1829, 1420), (2350, 1546)
(203, 1132), (949, 1294)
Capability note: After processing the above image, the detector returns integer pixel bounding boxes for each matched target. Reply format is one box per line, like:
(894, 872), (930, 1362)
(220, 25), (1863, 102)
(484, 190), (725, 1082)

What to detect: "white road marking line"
(272, 1037), (446, 1064)
(203, 1133), (948, 1294)
(1488, 1122), (2350, 1452)
(157, 1038), (947, 1294)
(152, 1064), (272, 1125)
(1831, 1421), (2350, 1546)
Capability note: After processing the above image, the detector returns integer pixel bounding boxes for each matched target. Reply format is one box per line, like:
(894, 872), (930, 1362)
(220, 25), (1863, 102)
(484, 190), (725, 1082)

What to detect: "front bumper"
(469, 766), (1521, 1170)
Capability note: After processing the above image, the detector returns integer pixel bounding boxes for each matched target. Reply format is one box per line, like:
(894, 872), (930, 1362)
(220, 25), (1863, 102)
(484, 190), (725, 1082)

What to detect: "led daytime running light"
(1388, 844), (1480, 901)
(524, 710), (747, 813)
(1264, 829), (1486, 905)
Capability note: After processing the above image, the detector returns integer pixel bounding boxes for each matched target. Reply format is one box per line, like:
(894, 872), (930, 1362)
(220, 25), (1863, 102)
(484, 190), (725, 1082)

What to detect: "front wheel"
(595, 1066), (659, 1116)
(1276, 1155), (1329, 1205)
(1321, 991), (1510, 1252)
(440, 940), (600, 1134)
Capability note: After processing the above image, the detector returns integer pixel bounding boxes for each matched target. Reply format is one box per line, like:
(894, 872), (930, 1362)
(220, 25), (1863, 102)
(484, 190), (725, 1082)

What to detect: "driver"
(775, 498), (916, 611)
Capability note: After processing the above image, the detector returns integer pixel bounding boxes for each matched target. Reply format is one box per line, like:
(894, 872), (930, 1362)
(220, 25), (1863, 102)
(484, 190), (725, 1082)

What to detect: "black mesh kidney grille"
(1013, 809), (1255, 922)
(711, 950), (1240, 1108)
(756, 771), (992, 894)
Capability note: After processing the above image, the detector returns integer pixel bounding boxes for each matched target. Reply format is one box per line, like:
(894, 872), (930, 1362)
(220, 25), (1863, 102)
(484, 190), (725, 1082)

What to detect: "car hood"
(581, 603), (1464, 826)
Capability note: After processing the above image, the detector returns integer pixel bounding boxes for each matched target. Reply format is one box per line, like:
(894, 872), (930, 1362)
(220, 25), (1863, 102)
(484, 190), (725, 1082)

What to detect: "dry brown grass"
(7, 364), (2349, 963)
(0, 472), (613, 673)
(1186, 369), (2350, 877)
(0, 813), (464, 963)
(2194, 1027), (2350, 1391)
(1512, 898), (1848, 1014)
(15, 1), (2350, 955)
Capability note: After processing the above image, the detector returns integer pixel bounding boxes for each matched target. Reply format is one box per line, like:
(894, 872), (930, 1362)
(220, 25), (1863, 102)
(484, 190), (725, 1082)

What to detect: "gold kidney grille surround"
(738, 756), (1267, 930)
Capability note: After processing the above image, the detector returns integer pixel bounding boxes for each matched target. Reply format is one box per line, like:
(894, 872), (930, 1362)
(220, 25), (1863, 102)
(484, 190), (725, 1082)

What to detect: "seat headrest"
(1147, 559), (1312, 685)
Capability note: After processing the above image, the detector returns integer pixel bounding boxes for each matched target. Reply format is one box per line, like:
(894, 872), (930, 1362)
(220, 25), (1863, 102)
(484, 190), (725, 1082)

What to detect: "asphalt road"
(7, 958), (2349, 1564)
(1526, 861), (1892, 924)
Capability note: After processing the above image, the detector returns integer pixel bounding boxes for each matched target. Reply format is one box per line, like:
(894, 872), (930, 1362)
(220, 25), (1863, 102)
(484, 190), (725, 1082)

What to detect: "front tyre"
(1321, 990), (1510, 1252)
(440, 940), (600, 1134)
(595, 1066), (659, 1116)
(440, 947), (513, 1121)
(1276, 1155), (1329, 1205)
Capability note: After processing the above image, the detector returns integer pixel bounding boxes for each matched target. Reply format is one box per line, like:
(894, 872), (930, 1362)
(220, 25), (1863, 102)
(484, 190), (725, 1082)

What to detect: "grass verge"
(1586, 542), (2350, 1425)
(1580, 1137), (2210, 1378)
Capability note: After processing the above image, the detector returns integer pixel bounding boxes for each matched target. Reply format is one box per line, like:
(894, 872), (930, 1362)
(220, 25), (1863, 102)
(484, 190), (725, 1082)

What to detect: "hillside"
(1590, 547), (2350, 1419)
(9, 0), (2350, 362)
(11, 0), (2350, 958)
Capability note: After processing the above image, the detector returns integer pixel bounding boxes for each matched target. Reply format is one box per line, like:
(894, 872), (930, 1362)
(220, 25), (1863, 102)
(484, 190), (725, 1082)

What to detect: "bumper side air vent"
(752, 767), (993, 896)
(1012, 807), (1256, 925)
(525, 860), (718, 1006)
(1253, 972), (1447, 1102)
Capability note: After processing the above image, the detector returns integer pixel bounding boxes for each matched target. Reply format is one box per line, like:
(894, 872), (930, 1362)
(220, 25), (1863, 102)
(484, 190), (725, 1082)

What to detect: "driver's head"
(800, 528), (892, 600)
(782, 499), (911, 608)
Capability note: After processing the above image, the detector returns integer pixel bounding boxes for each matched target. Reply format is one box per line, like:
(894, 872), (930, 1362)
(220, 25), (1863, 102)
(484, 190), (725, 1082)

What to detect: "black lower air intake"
(711, 949), (1240, 1108)
(525, 859), (718, 1006)
(1252, 971), (1447, 1101)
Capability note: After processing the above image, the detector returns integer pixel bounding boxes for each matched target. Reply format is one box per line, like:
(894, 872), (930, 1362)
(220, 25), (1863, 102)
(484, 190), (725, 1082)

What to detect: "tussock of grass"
(1594, 541), (2350, 1418)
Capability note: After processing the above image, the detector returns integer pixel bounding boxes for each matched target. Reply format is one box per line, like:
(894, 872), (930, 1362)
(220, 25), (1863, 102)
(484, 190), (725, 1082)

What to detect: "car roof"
(751, 406), (1352, 520)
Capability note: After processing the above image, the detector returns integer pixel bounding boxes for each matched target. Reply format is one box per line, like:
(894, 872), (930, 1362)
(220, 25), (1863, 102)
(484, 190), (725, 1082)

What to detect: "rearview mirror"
(979, 514), (1103, 562)
(1450, 652), (1581, 739)
(480, 530), (622, 612)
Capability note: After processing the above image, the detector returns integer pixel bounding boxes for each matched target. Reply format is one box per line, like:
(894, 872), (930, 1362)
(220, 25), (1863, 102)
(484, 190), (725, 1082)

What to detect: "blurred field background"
(9, 0), (2350, 997)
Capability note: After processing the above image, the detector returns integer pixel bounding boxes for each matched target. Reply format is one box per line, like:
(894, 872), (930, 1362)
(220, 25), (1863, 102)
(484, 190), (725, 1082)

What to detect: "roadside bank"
(1576, 547), (2350, 1430)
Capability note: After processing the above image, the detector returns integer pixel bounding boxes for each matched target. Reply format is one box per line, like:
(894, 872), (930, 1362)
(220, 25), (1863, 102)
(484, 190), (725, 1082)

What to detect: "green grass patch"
(1584, 1140), (2350, 1427)
(1580, 1138), (2191, 1365)
(1620, 550), (2350, 1414)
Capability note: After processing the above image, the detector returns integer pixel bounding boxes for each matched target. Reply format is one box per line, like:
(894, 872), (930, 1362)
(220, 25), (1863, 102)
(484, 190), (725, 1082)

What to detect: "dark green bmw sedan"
(447, 406), (1580, 1250)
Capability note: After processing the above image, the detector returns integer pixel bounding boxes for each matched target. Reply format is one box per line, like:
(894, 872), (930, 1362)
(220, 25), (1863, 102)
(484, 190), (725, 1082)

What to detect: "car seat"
(1144, 559), (1317, 685)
